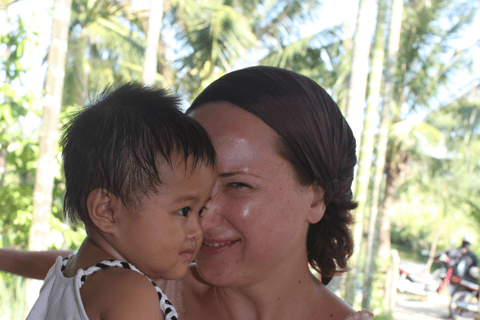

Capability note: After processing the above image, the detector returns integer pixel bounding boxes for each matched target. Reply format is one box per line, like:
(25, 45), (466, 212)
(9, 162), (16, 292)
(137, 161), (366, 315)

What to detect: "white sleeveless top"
(25, 255), (178, 320)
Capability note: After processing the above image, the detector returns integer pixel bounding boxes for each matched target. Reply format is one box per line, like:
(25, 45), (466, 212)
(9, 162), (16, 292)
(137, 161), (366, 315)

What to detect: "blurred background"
(1, 0), (479, 318)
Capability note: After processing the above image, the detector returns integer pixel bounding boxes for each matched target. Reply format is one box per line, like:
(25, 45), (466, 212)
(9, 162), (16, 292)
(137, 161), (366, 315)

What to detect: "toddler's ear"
(86, 188), (119, 234)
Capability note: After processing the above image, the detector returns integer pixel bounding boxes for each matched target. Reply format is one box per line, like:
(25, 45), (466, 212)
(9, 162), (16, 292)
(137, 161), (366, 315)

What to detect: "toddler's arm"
(0, 248), (72, 279)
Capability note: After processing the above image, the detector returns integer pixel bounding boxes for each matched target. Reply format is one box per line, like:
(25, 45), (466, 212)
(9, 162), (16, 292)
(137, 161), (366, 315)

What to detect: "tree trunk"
(338, 22), (353, 115)
(344, 0), (376, 141)
(359, 0), (388, 309)
(425, 224), (444, 273)
(0, 146), (7, 188)
(343, 0), (377, 306)
(367, 0), (403, 311)
(24, 0), (72, 316)
(385, 248), (400, 312)
(377, 147), (407, 312)
(142, 0), (164, 85)
(1, 9), (10, 189)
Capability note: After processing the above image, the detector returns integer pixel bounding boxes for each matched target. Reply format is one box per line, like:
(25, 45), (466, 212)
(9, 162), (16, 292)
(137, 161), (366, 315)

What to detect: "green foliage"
(390, 92), (480, 263)
(170, 0), (258, 98)
(0, 13), (40, 318)
(372, 311), (393, 320)
(169, 0), (323, 100)
(0, 15), (39, 248)
(397, 0), (479, 109)
(0, 18), (38, 81)
(62, 0), (146, 107)
(0, 273), (24, 320)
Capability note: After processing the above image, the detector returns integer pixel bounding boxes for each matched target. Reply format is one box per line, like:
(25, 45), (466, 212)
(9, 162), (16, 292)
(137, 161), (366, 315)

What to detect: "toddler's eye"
(176, 207), (190, 217)
(198, 207), (207, 217)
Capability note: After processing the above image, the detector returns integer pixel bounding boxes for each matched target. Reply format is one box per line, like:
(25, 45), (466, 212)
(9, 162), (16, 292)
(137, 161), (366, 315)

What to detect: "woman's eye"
(176, 207), (190, 217)
(229, 182), (250, 188)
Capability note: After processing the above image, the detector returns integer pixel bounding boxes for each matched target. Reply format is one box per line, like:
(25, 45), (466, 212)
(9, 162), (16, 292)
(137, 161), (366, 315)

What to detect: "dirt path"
(394, 292), (451, 320)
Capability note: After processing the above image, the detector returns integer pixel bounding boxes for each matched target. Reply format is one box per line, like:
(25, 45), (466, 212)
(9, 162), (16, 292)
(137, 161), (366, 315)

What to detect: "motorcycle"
(449, 266), (480, 320)
(397, 253), (449, 296)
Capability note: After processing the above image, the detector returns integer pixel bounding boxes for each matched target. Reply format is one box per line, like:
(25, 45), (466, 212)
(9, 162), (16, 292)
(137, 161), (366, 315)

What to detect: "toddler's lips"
(179, 249), (195, 261)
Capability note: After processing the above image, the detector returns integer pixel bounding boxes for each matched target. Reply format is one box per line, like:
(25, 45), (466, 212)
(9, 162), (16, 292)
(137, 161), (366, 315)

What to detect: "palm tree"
(142, 0), (164, 85)
(169, 0), (323, 100)
(358, 0), (388, 309)
(368, 0), (403, 312)
(62, 0), (146, 106)
(343, 0), (378, 306)
(25, 0), (72, 315)
(170, 0), (257, 99)
(371, 0), (478, 311)
(344, 0), (376, 141)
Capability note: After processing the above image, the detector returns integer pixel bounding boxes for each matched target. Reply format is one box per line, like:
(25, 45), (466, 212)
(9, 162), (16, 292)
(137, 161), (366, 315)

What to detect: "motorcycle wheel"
(449, 291), (479, 320)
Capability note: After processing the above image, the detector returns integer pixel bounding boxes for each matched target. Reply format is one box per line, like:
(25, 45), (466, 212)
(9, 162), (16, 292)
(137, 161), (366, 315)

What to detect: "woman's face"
(190, 102), (324, 287)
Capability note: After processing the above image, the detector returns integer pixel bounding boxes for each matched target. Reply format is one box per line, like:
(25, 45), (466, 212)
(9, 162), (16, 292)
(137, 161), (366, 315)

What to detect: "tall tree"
(170, 0), (321, 100)
(369, 0), (402, 312)
(24, 0), (72, 315)
(343, 0), (377, 306)
(63, 0), (146, 106)
(344, 0), (376, 140)
(372, 0), (478, 312)
(142, 0), (164, 85)
(358, 0), (388, 309)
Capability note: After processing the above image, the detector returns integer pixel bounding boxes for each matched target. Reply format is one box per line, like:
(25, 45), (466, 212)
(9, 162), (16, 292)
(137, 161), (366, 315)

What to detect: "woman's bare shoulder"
(308, 279), (372, 320)
(311, 284), (354, 320)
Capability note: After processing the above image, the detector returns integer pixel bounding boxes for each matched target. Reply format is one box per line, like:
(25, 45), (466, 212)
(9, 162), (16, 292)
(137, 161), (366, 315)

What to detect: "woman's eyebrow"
(218, 171), (261, 179)
(218, 171), (244, 178)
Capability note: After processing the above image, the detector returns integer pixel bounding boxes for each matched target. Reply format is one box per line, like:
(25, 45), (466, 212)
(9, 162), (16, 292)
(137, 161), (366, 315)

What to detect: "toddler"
(26, 83), (217, 320)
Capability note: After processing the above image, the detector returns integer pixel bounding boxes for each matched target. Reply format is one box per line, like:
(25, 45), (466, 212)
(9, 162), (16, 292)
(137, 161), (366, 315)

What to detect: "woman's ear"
(306, 183), (326, 224)
(86, 188), (119, 234)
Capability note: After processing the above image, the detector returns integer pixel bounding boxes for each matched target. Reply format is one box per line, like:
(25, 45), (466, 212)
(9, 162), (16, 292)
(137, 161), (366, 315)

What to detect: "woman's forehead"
(190, 102), (271, 136)
(191, 102), (282, 172)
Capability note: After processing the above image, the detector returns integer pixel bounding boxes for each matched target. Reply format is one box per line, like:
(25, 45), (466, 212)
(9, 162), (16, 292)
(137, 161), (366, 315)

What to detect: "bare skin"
(0, 249), (70, 280)
(182, 264), (353, 320)
(182, 102), (355, 320)
(61, 157), (215, 320)
(64, 238), (163, 320)
(0, 104), (358, 320)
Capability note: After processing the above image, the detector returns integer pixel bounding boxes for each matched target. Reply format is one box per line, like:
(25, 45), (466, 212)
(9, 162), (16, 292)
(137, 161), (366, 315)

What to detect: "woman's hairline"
(187, 100), (315, 189)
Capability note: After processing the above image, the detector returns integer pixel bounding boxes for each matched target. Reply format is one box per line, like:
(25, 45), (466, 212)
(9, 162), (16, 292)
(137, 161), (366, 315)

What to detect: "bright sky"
(6, 0), (480, 104)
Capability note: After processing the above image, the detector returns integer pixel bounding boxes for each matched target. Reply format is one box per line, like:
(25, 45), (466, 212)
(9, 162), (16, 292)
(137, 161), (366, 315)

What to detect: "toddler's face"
(114, 155), (216, 280)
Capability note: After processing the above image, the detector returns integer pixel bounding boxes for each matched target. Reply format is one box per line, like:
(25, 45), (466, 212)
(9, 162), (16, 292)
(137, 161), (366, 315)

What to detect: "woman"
(1, 66), (373, 319)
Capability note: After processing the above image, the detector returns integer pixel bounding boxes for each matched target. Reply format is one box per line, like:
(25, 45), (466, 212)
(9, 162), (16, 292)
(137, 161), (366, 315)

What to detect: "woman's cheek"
(222, 194), (259, 224)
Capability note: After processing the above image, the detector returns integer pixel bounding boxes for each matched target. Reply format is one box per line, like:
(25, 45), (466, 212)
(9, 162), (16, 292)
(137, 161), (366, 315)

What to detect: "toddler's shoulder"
(82, 267), (164, 319)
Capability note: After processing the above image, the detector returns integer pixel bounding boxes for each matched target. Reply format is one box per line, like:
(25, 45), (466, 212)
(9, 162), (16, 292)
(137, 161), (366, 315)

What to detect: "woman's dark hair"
(187, 66), (357, 284)
(62, 82), (216, 225)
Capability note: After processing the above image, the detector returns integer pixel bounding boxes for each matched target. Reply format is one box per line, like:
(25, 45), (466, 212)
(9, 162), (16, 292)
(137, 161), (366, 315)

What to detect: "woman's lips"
(200, 239), (240, 256)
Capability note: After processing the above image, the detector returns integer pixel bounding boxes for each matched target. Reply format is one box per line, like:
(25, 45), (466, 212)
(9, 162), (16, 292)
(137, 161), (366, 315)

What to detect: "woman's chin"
(195, 259), (244, 287)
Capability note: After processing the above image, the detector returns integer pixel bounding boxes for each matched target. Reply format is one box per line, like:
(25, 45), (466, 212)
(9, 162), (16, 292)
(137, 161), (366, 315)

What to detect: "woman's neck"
(185, 261), (326, 320)
(214, 266), (319, 320)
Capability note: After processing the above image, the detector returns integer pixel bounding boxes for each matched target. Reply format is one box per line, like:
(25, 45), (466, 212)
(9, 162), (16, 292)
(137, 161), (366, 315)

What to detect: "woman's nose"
(200, 198), (223, 233)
